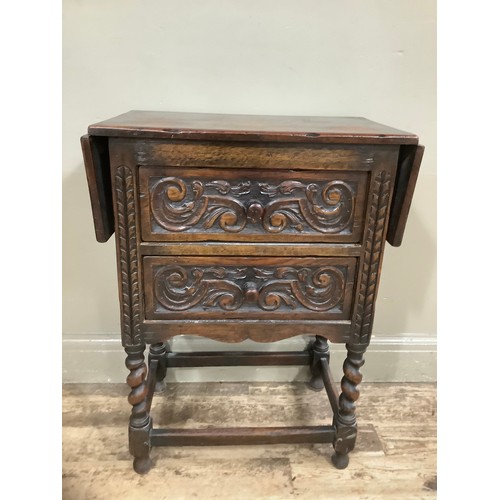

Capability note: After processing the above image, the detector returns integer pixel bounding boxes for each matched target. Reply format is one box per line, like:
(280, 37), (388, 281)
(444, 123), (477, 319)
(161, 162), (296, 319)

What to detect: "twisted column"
(332, 343), (366, 469)
(125, 344), (152, 474)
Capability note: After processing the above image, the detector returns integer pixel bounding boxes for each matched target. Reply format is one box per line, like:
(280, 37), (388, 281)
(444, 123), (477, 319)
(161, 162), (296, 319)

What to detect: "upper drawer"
(139, 166), (368, 243)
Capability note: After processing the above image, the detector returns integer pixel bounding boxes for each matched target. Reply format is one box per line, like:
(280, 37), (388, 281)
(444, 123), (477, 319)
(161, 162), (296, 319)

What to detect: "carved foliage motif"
(352, 171), (392, 344)
(153, 265), (347, 314)
(150, 177), (355, 235)
(116, 166), (142, 345)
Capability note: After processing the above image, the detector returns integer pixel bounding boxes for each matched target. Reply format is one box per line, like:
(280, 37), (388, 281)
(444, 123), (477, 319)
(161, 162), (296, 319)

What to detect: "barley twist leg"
(126, 344), (152, 474)
(331, 343), (366, 469)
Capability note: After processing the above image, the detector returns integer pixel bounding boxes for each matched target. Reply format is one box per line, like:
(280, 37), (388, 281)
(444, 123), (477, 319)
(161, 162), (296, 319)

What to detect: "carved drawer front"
(139, 167), (368, 243)
(143, 256), (356, 321)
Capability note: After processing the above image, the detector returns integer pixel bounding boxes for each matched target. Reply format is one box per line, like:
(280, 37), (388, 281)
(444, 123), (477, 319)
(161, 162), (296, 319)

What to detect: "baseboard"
(62, 334), (436, 383)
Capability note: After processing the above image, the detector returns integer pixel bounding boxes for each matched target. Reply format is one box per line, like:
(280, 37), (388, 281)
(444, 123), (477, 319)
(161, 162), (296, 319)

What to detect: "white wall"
(63, 0), (436, 382)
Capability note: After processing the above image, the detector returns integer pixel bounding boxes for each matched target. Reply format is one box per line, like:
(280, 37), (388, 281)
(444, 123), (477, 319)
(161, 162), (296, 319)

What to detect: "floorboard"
(63, 382), (436, 499)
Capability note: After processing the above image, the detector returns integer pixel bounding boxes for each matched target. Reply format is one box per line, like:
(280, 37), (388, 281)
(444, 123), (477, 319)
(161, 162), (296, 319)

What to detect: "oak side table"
(81, 110), (424, 474)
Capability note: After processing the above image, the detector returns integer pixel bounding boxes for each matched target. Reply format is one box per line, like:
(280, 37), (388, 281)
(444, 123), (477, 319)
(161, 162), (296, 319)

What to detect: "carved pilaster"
(115, 165), (142, 346)
(352, 170), (392, 345)
(117, 166), (150, 474)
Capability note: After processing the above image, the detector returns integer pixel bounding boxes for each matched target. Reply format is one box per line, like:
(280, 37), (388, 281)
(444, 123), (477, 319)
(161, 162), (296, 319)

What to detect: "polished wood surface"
(139, 165), (368, 243)
(143, 256), (356, 321)
(138, 242), (362, 257)
(141, 321), (351, 344)
(151, 426), (335, 447)
(81, 111), (424, 474)
(88, 110), (419, 145)
(132, 139), (398, 171)
(387, 144), (425, 246)
(80, 134), (113, 242)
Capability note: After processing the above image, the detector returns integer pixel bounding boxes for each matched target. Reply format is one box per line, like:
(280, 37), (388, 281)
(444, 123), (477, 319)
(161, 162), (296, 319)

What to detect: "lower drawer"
(143, 256), (357, 321)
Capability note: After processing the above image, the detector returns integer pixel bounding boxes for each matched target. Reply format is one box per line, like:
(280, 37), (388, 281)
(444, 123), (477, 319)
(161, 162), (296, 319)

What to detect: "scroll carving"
(150, 177), (355, 235)
(116, 166), (142, 345)
(352, 171), (392, 344)
(259, 180), (354, 233)
(154, 266), (246, 312)
(153, 265), (347, 313)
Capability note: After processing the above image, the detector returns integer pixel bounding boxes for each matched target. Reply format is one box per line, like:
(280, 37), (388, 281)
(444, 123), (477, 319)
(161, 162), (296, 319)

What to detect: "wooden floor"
(62, 382), (436, 499)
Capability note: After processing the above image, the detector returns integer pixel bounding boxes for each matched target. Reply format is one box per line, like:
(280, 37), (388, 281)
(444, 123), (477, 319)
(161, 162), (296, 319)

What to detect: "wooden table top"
(88, 110), (419, 145)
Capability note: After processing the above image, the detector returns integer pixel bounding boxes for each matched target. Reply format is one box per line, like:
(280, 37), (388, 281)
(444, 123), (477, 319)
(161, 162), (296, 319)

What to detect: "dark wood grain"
(332, 343), (367, 469)
(308, 336), (329, 391)
(143, 256), (356, 321)
(114, 165), (142, 347)
(144, 359), (158, 413)
(88, 110), (419, 145)
(148, 343), (168, 393)
(135, 139), (393, 171)
(139, 242), (362, 257)
(125, 344), (152, 474)
(141, 320), (351, 344)
(150, 426), (335, 446)
(320, 357), (340, 415)
(352, 170), (393, 345)
(80, 134), (114, 242)
(165, 351), (311, 368)
(82, 111), (423, 473)
(139, 166), (368, 243)
(386, 144), (425, 247)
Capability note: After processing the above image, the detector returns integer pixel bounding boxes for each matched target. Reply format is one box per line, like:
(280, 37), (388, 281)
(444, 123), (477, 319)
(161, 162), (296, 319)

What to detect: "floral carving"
(154, 266), (246, 311)
(260, 180), (354, 233)
(152, 265), (347, 313)
(150, 177), (356, 235)
(151, 177), (247, 233)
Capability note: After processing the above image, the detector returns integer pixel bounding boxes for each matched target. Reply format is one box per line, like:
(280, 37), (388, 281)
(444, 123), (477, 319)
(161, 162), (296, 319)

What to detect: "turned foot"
(133, 456), (152, 474)
(308, 336), (329, 391)
(154, 379), (166, 393)
(331, 452), (349, 469)
(307, 377), (324, 391)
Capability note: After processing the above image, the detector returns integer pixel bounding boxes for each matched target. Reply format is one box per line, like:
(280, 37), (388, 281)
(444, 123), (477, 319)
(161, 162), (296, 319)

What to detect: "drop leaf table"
(81, 110), (424, 474)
